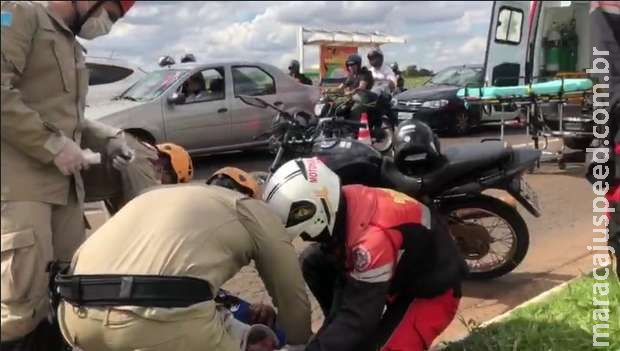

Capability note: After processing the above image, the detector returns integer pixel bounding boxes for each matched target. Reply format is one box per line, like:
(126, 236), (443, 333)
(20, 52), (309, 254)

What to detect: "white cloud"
(457, 9), (492, 33)
(459, 36), (487, 55)
(84, 1), (492, 72)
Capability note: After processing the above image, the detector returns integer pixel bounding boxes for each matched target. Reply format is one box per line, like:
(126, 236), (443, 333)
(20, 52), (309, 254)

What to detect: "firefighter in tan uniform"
(84, 139), (194, 215)
(55, 184), (312, 351)
(0, 1), (136, 349)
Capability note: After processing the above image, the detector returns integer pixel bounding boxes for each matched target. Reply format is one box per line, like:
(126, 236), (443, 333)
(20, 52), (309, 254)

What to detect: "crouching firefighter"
(262, 158), (468, 351)
(52, 183), (312, 351)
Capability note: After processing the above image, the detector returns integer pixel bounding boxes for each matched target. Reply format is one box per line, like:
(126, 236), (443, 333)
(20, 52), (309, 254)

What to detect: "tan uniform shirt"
(82, 133), (160, 210)
(71, 185), (313, 345)
(1, 1), (118, 205)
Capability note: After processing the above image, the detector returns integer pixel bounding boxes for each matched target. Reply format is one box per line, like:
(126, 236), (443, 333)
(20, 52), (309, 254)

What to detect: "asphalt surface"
(86, 124), (594, 345)
(193, 124), (556, 180)
(191, 124), (596, 344)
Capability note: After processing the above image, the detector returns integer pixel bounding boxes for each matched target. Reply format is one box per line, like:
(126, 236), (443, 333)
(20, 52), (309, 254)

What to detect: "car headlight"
(421, 99), (449, 109)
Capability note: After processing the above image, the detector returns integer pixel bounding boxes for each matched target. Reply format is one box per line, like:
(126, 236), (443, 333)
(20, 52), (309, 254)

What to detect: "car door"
(228, 65), (278, 145)
(483, 1), (530, 121)
(164, 67), (231, 152)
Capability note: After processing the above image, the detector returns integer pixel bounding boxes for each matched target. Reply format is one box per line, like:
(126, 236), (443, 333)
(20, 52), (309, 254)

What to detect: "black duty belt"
(55, 274), (213, 308)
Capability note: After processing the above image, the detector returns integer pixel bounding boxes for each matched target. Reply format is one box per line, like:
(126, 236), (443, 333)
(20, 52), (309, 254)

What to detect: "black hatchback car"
(392, 64), (484, 135)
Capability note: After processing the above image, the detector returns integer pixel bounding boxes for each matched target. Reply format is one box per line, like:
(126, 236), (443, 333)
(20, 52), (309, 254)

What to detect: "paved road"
(189, 124), (594, 344)
(86, 124), (591, 345)
(193, 124), (563, 180)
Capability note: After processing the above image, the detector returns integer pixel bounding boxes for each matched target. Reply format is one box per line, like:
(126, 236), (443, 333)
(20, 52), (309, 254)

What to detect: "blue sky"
(82, 1), (493, 72)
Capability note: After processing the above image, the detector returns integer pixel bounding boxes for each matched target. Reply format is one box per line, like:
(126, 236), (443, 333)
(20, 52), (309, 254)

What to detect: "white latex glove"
(53, 137), (90, 175)
(106, 133), (135, 171)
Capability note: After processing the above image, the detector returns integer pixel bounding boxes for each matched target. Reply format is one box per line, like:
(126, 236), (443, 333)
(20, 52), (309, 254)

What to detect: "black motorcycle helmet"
(289, 59), (301, 75)
(180, 53), (196, 63)
(367, 47), (384, 68)
(393, 119), (441, 169)
(345, 54), (362, 70)
(390, 62), (399, 73)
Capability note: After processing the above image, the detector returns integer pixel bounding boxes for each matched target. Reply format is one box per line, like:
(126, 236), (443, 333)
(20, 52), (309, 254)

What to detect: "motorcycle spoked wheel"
(441, 195), (530, 280)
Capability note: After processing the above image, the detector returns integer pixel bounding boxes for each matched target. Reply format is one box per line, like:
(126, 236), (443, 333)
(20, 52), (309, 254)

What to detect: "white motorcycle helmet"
(262, 158), (341, 241)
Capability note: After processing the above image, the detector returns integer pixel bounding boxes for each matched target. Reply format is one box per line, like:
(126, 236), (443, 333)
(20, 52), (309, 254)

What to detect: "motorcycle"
(314, 84), (394, 154)
(240, 95), (542, 279)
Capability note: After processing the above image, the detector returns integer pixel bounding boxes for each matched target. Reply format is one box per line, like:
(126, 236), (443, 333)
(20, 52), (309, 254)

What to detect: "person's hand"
(53, 137), (90, 175)
(106, 134), (135, 171)
(249, 303), (276, 327)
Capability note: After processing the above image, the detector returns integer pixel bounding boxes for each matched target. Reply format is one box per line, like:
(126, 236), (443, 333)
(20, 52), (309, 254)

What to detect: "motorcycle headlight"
(421, 99), (449, 109)
(391, 98), (398, 107)
(314, 103), (325, 117)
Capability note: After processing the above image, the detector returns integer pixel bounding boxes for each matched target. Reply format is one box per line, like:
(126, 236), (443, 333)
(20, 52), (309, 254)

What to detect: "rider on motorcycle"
(263, 158), (467, 351)
(390, 62), (405, 93)
(367, 48), (397, 94)
(336, 54), (380, 132)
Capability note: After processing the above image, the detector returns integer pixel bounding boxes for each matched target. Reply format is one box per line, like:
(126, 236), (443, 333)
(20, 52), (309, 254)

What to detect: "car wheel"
(450, 111), (471, 136)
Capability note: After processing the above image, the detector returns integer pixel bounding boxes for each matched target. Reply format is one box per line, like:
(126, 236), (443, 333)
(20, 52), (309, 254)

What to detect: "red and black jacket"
(306, 185), (466, 351)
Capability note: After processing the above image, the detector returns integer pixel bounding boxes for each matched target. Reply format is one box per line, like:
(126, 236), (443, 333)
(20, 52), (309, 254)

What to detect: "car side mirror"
(168, 92), (186, 105)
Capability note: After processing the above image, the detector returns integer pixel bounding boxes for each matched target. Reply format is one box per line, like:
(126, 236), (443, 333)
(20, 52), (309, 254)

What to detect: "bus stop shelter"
(297, 27), (406, 79)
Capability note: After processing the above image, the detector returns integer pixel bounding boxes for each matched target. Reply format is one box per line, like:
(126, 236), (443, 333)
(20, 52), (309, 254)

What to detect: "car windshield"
(429, 67), (482, 86)
(120, 69), (187, 101)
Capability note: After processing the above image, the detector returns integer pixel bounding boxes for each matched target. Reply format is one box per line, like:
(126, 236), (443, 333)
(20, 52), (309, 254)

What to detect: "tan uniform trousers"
(58, 302), (239, 351)
(0, 190), (84, 342)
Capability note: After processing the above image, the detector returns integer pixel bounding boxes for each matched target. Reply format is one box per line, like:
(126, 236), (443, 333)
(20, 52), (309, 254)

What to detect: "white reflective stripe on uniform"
(421, 204), (431, 230)
(350, 263), (394, 283)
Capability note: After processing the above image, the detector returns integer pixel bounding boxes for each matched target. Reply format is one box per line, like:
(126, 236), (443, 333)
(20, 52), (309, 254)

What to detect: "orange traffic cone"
(357, 112), (371, 145)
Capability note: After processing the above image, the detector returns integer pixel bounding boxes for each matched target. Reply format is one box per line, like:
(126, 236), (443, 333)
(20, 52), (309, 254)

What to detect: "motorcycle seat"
(422, 141), (512, 194)
(381, 157), (424, 197)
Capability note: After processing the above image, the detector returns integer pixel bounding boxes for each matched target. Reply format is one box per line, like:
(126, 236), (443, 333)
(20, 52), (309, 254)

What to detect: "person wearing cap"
(1, 0), (136, 349)
(207, 167), (261, 199)
(288, 60), (313, 86)
(55, 182), (312, 351)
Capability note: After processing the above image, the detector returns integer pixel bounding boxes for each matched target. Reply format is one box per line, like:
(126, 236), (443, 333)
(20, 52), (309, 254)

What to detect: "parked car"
(86, 56), (147, 107)
(86, 61), (319, 155)
(392, 64), (485, 135)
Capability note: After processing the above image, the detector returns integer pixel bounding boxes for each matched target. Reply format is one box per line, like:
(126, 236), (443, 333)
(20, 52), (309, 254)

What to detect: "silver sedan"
(87, 61), (319, 156)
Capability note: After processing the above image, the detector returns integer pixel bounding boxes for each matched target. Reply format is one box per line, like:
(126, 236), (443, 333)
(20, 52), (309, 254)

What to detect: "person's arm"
(306, 226), (395, 351)
(81, 119), (122, 140)
(237, 199), (312, 345)
(358, 71), (373, 91)
(385, 68), (397, 91)
(1, 2), (66, 162)
(358, 80), (369, 90)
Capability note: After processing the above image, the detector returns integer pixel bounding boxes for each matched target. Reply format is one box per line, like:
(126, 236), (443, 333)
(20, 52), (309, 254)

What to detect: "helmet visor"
(286, 201), (317, 228)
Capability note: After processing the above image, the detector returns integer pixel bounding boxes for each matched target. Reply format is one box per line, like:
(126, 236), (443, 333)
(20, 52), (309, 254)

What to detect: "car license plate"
(518, 177), (541, 215)
(398, 112), (414, 120)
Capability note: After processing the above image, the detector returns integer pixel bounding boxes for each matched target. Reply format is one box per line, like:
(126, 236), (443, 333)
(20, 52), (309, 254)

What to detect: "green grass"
(443, 270), (620, 351)
(404, 76), (430, 89)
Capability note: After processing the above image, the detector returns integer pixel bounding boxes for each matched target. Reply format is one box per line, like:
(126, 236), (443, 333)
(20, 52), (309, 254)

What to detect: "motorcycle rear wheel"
(441, 195), (529, 280)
